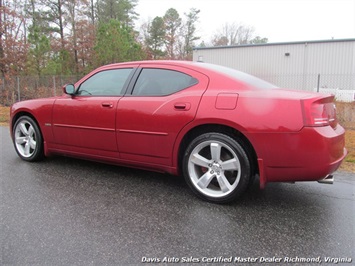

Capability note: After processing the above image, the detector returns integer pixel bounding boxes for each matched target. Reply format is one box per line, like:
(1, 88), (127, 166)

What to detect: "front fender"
(10, 98), (57, 143)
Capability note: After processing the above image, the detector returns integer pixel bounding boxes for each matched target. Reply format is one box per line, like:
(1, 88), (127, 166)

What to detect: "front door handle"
(102, 102), (113, 108)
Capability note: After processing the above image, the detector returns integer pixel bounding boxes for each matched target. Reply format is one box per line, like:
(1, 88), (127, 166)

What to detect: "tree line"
(0, 0), (268, 79)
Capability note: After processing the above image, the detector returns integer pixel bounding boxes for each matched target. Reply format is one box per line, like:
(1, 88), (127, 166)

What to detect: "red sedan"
(10, 61), (347, 203)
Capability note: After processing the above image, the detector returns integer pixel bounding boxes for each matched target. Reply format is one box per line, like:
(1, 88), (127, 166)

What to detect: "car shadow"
(36, 155), (327, 208)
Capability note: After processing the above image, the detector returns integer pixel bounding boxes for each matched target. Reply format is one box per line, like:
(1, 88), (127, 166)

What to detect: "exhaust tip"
(317, 174), (334, 185)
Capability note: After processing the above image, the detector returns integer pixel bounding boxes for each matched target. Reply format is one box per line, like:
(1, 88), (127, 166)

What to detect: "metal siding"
(193, 40), (355, 91)
(305, 42), (353, 74)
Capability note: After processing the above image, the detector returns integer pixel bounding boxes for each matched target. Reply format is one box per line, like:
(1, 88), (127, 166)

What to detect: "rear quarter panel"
(193, 80), (306, 154)
(189, 79), (345, 183)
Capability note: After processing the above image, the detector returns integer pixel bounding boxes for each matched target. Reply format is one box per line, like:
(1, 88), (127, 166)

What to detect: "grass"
(341, 130), (355, 172)
(0, 105), (354, 172)
(335, 101), (355, 130)
(0, 105), (10, 126)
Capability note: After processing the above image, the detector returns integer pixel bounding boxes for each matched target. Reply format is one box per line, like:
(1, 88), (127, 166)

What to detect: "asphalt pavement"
(1, 126), (354, 265)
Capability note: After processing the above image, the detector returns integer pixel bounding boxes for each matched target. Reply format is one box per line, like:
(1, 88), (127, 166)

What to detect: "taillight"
(301, 96), (337, 127)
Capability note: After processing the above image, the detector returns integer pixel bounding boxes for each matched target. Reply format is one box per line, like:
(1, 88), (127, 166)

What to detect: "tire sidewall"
(13, 116), (44, 162)
(183, 132), (251, 203)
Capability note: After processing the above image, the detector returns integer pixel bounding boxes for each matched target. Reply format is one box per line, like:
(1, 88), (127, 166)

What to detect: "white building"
(193, 39), (355, 96)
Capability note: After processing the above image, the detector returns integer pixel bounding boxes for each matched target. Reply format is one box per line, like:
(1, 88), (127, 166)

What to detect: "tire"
(12, 116), (44, 162)
(183, 132), (251, 203)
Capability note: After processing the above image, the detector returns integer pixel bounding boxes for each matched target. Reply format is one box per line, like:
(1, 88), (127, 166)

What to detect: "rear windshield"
(197, 63), (278, 89)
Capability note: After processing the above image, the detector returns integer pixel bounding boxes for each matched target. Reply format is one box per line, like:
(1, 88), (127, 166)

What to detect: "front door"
(52, 68), (134, 154)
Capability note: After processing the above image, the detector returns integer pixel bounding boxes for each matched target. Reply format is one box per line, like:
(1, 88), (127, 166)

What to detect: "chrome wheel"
(13, 116), (43, 161)
(188, 140), (241, 198)
(183, 132), (251, 203)
(14, 120), (37, 158)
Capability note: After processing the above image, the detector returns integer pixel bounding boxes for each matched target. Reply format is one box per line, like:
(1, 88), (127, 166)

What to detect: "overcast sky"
(135, 0), (355, 44)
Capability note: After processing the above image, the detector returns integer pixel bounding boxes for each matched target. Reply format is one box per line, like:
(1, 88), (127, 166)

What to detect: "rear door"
(116, 64), (209, 166)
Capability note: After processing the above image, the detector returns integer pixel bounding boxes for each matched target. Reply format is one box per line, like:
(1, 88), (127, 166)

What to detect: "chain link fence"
(259, 73), (355, 91)
(0, 75), (79, 106)
(1, 74), (354, 106)
(256, 73), (355, 102)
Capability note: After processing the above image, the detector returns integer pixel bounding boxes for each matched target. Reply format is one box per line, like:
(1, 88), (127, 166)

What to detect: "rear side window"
(132, 68), (198, 96)
(199, 63), (277, 89)
(78, 68), (133, 96)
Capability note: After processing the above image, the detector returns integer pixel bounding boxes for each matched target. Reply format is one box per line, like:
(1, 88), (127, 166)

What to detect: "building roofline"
(193, 38), (355, 50)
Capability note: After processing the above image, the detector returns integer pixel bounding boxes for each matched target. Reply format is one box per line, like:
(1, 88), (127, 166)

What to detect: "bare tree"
(0, 0), (28, 76)
(212, 22), (255, 46)
(0, 0), (5, 76)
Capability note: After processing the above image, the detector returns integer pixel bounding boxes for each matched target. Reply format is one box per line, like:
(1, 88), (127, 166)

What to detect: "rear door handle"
(174, 103), (191, 111)
(102, 102), (113, 108)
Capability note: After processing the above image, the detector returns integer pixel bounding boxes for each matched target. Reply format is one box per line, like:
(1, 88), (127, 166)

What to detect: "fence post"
(17, 76), (21, 101)
(0, 77), (3, 106)
(317, 74), (320, 92)
(53, 76), (56, 96)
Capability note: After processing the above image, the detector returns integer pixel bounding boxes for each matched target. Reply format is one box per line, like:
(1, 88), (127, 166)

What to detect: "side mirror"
(63, 84), (75, 95)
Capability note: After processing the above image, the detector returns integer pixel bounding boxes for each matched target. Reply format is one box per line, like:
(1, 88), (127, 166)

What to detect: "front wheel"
(13, 116), (44, 162)
(183, 133), (251, 203)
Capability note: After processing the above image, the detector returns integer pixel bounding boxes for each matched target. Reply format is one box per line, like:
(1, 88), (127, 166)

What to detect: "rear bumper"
(255, 124), (347, 187)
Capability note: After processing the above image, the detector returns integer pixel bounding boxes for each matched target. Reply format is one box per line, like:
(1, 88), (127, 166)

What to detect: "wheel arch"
(11, 111), (46, 148)
(11, 111), (45, 161)
(11, 111), (40, 132)
(176, 123), (259, 177)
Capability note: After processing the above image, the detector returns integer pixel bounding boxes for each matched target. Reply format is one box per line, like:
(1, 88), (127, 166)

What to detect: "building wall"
(193, 39), (355, 91)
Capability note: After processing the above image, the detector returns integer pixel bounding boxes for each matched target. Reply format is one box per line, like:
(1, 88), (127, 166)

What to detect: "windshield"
(197, 63), (278, 89)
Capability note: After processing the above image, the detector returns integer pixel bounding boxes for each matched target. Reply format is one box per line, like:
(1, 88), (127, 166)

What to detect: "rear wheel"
(183, 132), (251, 203)
(13, 116), (44, 162)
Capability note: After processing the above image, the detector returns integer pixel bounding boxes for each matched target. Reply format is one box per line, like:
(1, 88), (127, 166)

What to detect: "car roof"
(100, 60), (277, 90)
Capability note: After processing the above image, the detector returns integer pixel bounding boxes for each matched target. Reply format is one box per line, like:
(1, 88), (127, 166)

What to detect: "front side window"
(132, 68), (198, 96)
(78, 68), (133, 96)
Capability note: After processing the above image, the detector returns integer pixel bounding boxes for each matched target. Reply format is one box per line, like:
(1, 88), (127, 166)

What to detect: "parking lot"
(1, 126), (354, 265)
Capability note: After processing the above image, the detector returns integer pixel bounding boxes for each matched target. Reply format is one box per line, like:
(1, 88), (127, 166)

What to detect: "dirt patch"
(335, 102), (355, 172)
(336, 101), (355, 129)
(340, 130), (355, 172)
